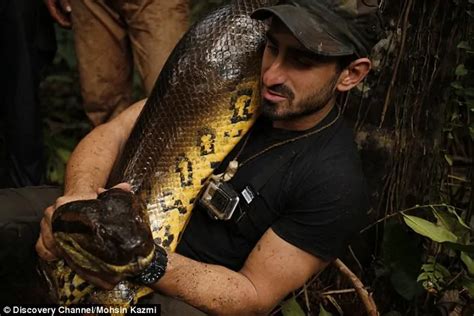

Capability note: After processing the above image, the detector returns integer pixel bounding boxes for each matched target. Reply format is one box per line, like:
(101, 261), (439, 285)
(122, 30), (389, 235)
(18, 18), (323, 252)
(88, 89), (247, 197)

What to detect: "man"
(44, 0), (189, 126)
(6, 0), (382, 313)
(0, 0), (56, 187)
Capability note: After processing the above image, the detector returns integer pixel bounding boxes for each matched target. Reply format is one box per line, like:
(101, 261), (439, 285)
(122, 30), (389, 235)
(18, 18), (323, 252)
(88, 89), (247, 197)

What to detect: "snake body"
(41, 0), (276, 307)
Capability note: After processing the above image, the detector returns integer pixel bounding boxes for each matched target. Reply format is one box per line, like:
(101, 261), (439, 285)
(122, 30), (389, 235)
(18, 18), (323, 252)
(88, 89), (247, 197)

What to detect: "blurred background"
(0, 0), (472, 315)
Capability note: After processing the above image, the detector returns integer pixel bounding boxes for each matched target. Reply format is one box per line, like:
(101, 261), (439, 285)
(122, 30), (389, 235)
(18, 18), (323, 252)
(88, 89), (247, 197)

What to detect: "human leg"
(70, 0), (134, 126)
(140, 291), (207, 316)
(0, 186), (62, 303)
(122, 0), (190, 94)
(0, 0), (56, 187)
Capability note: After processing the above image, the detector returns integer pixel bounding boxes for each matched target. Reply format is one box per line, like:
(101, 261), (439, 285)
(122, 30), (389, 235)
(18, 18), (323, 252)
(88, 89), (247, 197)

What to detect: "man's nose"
(262, 58), (286, 87)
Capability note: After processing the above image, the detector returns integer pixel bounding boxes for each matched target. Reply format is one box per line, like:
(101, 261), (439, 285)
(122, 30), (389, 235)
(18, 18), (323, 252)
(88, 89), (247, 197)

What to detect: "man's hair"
(336, 54), (357, 72)
(314, 54), (357, 74)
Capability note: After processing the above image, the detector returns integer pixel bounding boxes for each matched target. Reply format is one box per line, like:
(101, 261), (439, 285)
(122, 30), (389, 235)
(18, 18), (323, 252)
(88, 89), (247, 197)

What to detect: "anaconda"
(40, 0), (277, 307)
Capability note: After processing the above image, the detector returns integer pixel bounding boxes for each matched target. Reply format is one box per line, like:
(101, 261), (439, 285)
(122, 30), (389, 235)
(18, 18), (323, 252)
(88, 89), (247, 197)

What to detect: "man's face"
(260, 20), (341, 122)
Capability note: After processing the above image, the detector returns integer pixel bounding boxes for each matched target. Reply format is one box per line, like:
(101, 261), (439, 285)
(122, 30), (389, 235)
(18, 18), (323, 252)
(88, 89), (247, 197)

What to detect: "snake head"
(52, 188), (155, 276)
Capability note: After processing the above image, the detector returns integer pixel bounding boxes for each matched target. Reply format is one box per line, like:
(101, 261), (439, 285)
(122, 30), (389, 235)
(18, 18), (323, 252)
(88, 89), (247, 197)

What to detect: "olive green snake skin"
(39, 0), (277, 308)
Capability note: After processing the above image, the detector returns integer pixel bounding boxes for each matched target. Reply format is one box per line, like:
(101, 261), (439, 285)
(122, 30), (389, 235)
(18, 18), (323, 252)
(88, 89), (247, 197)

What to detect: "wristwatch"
(134, 244), (168, 285)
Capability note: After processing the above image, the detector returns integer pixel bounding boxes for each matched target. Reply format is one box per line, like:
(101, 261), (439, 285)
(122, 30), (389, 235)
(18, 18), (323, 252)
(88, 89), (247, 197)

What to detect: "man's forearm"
(62, 99), (145, 196)
(63, 124), (122, 195)
(152, 253), (270, 315)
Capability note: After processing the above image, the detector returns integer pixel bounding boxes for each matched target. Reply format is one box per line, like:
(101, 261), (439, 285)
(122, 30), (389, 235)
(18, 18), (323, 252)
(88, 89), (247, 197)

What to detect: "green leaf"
(421, 262), (451, 278)
(319, 304), (333, 316)
(44, 74), (74, 84)
(457, 41), (472, 50)
(383, 221), (423, 300)
(451, 112), (460, 121)
(446, 206), (471, 230)
(417, 260), (451, 292)
(402, 214), (458, 243)
(464, 88), (474, 97)
(55, 27), (77, 69)
(461, 277), (474, 297)
(55, 147), (72, 164)
(391, 268), (423, 300)
(461, 252), (474, 276)
(451, 81), (463, 90)
(455, 64), (468, 76)
(46, 154), (66, 184)
(383, 222), (423, 265)
(444, 242), (474, 253)
(432, 207), (470, 235)
(444, 154), (453, 166)
(281, 297), (306, 316)
(417, 272), (430, 282)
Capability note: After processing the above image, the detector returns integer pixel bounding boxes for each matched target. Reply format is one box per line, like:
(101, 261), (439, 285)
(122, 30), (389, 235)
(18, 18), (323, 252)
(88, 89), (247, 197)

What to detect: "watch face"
(140, 266), (164, 285)
(136, 246), (168, 285)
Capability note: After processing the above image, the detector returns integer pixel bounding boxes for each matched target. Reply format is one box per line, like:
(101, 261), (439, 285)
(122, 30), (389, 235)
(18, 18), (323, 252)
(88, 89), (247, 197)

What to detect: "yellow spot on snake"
(200, 134), (215, 155)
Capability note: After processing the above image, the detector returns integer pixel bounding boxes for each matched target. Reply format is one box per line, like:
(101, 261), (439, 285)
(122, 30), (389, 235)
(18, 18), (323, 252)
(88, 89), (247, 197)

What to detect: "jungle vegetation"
(4, 0), (472, 314)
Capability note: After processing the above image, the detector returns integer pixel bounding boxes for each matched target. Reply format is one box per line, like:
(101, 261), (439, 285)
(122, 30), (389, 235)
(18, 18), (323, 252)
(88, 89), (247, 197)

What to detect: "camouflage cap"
(251, 0), (383, 57)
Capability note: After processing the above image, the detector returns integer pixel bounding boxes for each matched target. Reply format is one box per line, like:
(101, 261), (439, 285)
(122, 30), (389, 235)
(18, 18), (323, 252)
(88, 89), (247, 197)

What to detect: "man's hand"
(35, 192), (98, 261)
(36, 183), (133, 290)
(35, 183), (132, 262)
(62, 183), (133, 290)
(43, 0), (72, 28)
(96, 182), (132, 195)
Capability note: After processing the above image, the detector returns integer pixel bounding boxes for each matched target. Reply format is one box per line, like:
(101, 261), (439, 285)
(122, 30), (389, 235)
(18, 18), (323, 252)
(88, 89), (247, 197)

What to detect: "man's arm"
(62, 99), (144, 198)
(153, 228), (329, 315)
(43, 0), (72, 28)
(36, 99), (146, 261)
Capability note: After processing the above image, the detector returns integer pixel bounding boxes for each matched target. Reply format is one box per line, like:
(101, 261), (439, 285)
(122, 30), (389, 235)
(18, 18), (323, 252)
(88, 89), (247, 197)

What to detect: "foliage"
(36, 0), (473, 315)
(447, 42), (474, 142)
(417, 258), (451, 294)
(366, 0), (473, 314)
(281, 297), (306, 316)
(381, 220), (423, 300)
(40, 27), (91, 184)
(318, 304), (333, 316)
(402, 205), (473, 296)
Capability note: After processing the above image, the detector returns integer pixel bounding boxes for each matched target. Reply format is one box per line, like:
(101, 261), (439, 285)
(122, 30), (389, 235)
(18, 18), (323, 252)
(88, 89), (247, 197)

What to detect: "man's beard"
(261, 74), (339, 121)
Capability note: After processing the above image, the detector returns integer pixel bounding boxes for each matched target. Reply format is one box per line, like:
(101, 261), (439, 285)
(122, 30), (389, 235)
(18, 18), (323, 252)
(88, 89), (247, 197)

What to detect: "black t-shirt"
(176, 106), (368, 271)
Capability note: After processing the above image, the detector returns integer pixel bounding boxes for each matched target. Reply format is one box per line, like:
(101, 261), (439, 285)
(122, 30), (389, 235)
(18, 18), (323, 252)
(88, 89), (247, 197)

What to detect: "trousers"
(0, 186), (206, 315)
(70, 0), (190, 126)
(0, 0), (56, 187)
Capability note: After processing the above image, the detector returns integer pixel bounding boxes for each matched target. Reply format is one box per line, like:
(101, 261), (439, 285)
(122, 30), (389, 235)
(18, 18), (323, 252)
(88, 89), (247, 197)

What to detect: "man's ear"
(336, 58), (372, 92)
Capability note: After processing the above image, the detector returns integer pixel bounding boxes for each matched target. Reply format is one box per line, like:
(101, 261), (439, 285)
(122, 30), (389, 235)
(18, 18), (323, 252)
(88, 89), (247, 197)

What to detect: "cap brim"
(251, 5), (354, 56)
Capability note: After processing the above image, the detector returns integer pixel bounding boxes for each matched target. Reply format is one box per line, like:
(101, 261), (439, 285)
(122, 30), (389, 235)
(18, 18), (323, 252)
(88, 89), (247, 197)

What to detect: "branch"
(379, 0), (413, 127)
(322, 288), (356, 295)
(333, 259), (379, 316)
(359, 203), (461, 234)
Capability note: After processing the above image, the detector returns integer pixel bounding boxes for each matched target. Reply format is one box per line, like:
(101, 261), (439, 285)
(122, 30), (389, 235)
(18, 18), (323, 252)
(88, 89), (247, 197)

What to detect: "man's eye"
(293, 56), (315, 66)
(266, 43), (278, 54)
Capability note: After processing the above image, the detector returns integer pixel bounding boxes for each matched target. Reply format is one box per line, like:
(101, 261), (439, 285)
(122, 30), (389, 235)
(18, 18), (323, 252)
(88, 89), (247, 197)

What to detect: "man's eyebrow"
(265, 31), (330, 63)
(287, 47), (320, 60)
(266, 31), (318, 59)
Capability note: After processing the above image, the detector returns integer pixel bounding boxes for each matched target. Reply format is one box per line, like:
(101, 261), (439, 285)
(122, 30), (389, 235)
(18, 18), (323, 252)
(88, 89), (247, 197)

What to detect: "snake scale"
(40, 0), (277, 307)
